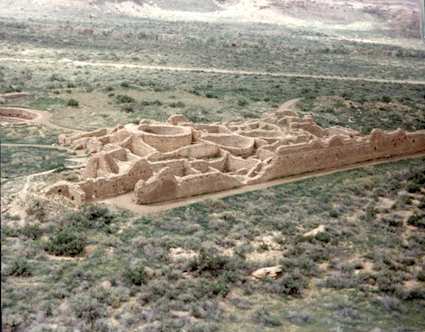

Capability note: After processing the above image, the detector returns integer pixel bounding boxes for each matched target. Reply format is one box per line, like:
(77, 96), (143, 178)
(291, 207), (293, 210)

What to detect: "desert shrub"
(20, 224), (42, 240)
(189, 322), (219, 332)
(381, 95), (392, 103)
(323, 273), (359, 289)
(382, 216), (403, 228)
(65, 204), (115, 232)
(416, 269), (425, 282)
(5, 84), (22, 93)
(376, 270), (404, 294)
(121, 105), (134, 113)
(124, 262), (146, 286)
(25, 199), (47, 222)
(189, 248), (231, 277)
(49, 73), (65, 82)
(6, 257), (32, 277)
(192, 278), (231, 297)
(363, 204), (377, 222)
(45, 226), (86, 256)
(120, 81), (130, 88)
(396, 287), (425, 301)
(252, 307), (282, 327)
(66, 99), (79, 107)
(205, 93), (218, 99)
(169, 101), (185, 108)
(238, 98), (248, 107)
(116, 94), (135, 104)
(376, 296), (401, 312)
(407, 172), (425, 185)
(71, 294), (106, 324)
(406, 183), (422, 193)
(274, 271), (308, 297)
(141, 99), (162, 106)
(407, 213), (425, 229)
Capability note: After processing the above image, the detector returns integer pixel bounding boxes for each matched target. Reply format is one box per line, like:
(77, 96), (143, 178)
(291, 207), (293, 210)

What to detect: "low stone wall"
(202, 134), (255, 157)
(246, 130), (425, 185)
(139, 124), (192, 152)
(45, 107), (425, 206)
(0, 107), (39, 120)
(134, 169), (243, 204)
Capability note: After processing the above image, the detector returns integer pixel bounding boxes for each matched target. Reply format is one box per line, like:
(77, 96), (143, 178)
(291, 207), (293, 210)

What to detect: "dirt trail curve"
(2, 57), (425, 86)
(4, 168), (58, 221)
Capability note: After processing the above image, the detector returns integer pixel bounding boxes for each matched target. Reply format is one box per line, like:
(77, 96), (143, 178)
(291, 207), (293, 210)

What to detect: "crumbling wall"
(46, 108), (425, 205)
(0, 107), (39, 120)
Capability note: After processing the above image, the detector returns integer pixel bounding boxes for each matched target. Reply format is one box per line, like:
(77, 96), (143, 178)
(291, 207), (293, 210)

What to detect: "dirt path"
(2, 57), (425, 86)
(103, 152), (425, 216)
(6, 168), (58, 222)
(278, 98), (300, 110)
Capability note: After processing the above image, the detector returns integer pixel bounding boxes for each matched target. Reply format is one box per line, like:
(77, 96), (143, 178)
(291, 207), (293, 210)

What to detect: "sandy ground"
(2, 57), (425, 86)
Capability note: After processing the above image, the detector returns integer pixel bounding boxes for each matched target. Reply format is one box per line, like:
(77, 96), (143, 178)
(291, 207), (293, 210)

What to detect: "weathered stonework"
(45, 105), (425, 205)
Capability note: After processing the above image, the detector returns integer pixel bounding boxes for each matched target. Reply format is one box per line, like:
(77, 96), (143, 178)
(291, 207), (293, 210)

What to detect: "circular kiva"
(0, 107), (41, 123)
(138, 124), (193, 152)
(201, 133), (255, 157)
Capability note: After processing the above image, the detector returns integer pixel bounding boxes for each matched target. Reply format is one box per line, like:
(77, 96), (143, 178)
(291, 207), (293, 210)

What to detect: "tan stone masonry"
(45, 104), (425, 205)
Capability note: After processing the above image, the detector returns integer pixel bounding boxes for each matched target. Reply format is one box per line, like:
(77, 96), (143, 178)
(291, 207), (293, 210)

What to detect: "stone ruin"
(45, 104), (425, 205)
(0, 107), (40, 123)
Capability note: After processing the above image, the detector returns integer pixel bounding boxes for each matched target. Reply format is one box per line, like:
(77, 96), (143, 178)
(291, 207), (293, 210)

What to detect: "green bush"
(71, 294), (106, 324)
(121, 105), (134, 113)
(189, 248), (230, 277)
(21, 224), (42, 240)
(406, 183), (422, 193)
(6, 257), (32, 277)
(169, 101), (185, 108)
(275, 271), (308, 297)
(25, 199), (47, 222)
(64, 204), (115, 232)
(252, 307), (282, 327)
(238, 98), (249, 107)
(141, 100), (162, 106)
(407, 213), (425, 229)
(381, 95), (392, 103)
(66, 99), (79, 107)
(417, 269), (425, 282)
(45, 226), (86, 256)
(124, 263), (146, 286)
(115, 94), (135, 104)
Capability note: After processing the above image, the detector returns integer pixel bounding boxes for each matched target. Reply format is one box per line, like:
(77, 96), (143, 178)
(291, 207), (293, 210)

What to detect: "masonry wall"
(247, 130), (425, 185)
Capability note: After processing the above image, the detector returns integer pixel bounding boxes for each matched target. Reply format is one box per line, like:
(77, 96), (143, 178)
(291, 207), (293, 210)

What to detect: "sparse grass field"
(1, 11), (425, 332)
(2, 158), (425, 331)
(0, 146), (67, 180)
